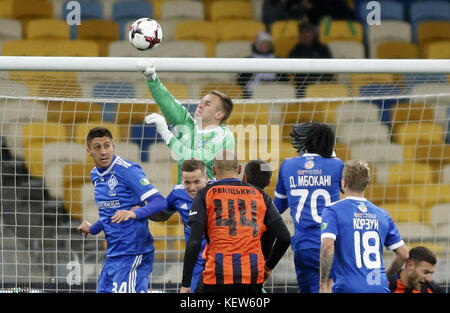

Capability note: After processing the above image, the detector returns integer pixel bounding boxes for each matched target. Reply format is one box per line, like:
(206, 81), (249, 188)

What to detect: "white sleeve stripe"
(321, 233), (337, 240)
(141, 188), (159, 201)
(387, 240), (405, 251)
(274, 191), (287, 199)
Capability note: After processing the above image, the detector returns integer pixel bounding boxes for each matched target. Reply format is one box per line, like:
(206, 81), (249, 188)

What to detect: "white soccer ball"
(129, 18), (163, 51)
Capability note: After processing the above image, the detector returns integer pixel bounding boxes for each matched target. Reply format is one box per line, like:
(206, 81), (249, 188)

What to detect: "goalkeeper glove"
(137, 61), (158, 81)
(145, 113), (174, 144)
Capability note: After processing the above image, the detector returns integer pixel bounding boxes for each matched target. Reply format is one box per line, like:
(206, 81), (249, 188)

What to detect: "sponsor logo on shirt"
(97, 200), (121, 209)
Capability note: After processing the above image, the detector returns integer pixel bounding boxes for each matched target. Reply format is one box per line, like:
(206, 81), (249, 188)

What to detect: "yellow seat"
(365, 184), (409, 206)
(376, 41), (419, 59)
(407, 184), (450, 213)
(47, 101), (103, 125)
(305, 83), (349, 98)
(393, 122), (445, 145)
(387, 162), (434, 185)
(0, 0), (14, 18)
(335, 142), (351, 161)
(425, 40), (450, 59)
(200, 82), (243, 99)
(226, 102), (270, 125)
(63, 162), (95, 219)
(77, 19), (119, 56)
(26, 18), (69, 40)
(270, 19), (300, 41)
(215, 19), (265, 42)
(383, 202), (423, 223)
(210, 1), (253, 21)
(273, 37), (299, 58)
(74, 122), (121, 144)
(52, 40), (100, 57)
(174, 20), (216, 57)
(2, 39), (49, 56)
(11, 0), (53, 37)
(115, 103), (153, 125)
(319, 19), (363, 44)
(417, 21), (450, 48)
(22, 122), (68, 177)
(349, 73), (396, 96)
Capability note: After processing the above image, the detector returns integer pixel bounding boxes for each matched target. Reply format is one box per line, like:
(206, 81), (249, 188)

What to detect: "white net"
(0, 64), (449, 292)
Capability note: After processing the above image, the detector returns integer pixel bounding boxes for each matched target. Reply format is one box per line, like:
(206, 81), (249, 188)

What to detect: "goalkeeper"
(139, 62), (236, 182)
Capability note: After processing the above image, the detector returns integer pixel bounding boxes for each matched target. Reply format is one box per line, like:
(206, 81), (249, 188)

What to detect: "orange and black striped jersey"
(388, 271), (441, 293)
(188, 178), (282, 285)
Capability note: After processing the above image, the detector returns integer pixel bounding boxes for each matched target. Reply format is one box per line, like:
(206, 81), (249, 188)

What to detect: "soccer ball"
(129, 18), (163, 51)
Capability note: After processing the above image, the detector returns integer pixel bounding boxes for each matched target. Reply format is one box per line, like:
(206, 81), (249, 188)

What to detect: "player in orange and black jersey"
(389, 246), (442, 293)
(180, 151), (291, 293)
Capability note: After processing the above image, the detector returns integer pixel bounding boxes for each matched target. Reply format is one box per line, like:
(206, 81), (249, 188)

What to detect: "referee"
(180, 151), (291, 293)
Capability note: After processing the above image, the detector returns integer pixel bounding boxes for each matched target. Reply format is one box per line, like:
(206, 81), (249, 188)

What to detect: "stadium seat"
(305, 83), (349, 98)
(161, 0), (204, 20)
(215, 40), (252, 57)
(215, 19), (265, 42)
(141, 162), (177, 197)
(327, 41), (365, 58)
(358, 83), (402, 124)
(209, 1), (253, 21)
(92, 81), (136, 122)
(26, 18), (69, 40)
(349, 142), (404, 165)
(226, 102), (270, 125)
(403, 144), (450, 178)
(376, 41), (419, 59)
(52, 40), (100, 56)
(273, 37), (299, 58)
(407, 184), (450, 213)
(22, 122), (68, 177)
(383, 202), (423, 223)
(42, 142), (87, 199)
(335, 102), (380, 124)
(147, 40), (206, 57)
(115, 102), (154, 126)
(355, 0), (404, 24)
(62, 0), (104, 39)
(114, 141), (141, 163)
(392, 122), (445, 145)
(174, 20), (216, 57)
(108, 40), (157, 57)
(335, 142), (351, 161)
(365, 184), (409, 206)
(270, 19), (299, 41)
(319, 19), (364, 44)
(47, 100), (103, 125)
(410, 83), (450, 127)
(387, 162), (434, 185)
(80, 182), (97, 221)
(367, 21), (412, 58)
(424, 40), (450, 59)
(0, 18), (22, 39)
(112, 0), (153, 40)
(2, 39), (50, 56)
(74, 122), (120, 145)
(11, 0), (53, 37)
(147, 142), (172, 163)
(395, 223), (435, 241)
(409, 1), (450, 42)
(336, 122), (390, 146)
(417, 21), (450, 48)
(429, 203), (450, 226)
(200, 82), (243, 99)
(130, 124), (163, 162)
(350, 73), (396, 96)
(76, 19), (119, 56)
(63, 162), (95, 219)
(390, 102), (435, 133)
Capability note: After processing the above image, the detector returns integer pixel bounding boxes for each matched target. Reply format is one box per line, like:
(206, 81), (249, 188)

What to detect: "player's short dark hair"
(86, 127), (113, 147)
(209, 90), (233, 124)
(244, 160), (272, 190)
(180, 159), (206, 175)
(409, 246), (437, 265)
(290, 123), (335, 158)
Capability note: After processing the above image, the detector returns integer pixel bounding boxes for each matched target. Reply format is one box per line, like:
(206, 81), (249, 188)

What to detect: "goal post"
(0, 57), (449, 293)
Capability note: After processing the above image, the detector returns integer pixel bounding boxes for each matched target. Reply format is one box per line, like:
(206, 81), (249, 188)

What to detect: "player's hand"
(179, 286), (191, 293)
(111, 210), (137, 223)
(77, 221), (91, 238)
(319, 280), (332, 293)
(137, 60), (157, 81)
(144, 113), (174, 144)
(263, 264), (272, 282)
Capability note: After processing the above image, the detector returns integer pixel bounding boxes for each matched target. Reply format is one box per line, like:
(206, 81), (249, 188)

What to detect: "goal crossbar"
(1, 57), (449, 73)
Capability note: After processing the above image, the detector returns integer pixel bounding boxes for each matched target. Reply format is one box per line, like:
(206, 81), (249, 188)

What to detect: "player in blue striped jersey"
(77, 127), (167, 293)
(149, 159), (208, 291)
(320, 160), (409, 293)
(273, 123), (344, 293)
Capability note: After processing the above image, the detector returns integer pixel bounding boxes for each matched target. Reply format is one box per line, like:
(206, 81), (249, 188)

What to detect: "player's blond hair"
(342, 160), (371, 192)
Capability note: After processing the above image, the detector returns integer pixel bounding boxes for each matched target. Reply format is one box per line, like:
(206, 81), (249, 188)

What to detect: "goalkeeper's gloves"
(137, 61), (158, 81)
(145, 113), (174, 144)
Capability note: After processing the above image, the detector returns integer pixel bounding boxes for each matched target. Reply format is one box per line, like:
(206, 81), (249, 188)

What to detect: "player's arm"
(386, 245), (409, 281)
(140, 62), (194, 127)
(148, 190), (178, 222)
(78, 219), (103, 237)
(262, 194), (291, 280)
(181, 192), (206, 292)
(320, 237), (335, 293)
(273, 162), (289, 214)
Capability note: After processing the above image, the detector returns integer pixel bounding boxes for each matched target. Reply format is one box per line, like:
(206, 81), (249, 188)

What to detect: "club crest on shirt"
(357, 203), (368, 213)
(196, 139), (206, 149)
(108, 174), (118, 197)
(304, 160), (314, 169)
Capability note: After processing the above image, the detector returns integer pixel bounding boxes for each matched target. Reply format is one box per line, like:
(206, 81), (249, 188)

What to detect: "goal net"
(0, 57), (449, 293)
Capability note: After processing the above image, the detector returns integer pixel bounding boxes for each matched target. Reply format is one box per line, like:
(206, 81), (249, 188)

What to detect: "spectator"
(262, 0), (311, 32)
(289, 22), (334, 97)
(237, 32), (289, 98)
